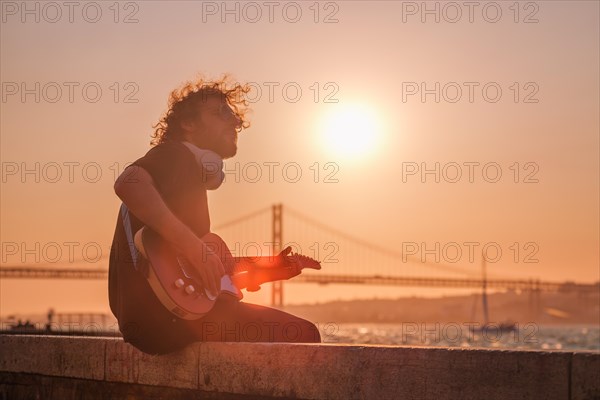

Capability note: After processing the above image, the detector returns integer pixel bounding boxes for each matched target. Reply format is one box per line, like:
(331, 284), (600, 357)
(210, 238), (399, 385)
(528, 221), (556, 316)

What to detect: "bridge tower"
(271, 203), (284, 307)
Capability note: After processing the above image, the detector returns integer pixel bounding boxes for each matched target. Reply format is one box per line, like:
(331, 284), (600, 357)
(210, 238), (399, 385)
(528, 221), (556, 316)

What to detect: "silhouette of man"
(109, 77), (321, 355)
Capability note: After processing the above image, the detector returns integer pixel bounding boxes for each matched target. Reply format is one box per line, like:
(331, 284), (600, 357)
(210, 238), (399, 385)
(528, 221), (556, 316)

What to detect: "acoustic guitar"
(133, 227), (321, 320)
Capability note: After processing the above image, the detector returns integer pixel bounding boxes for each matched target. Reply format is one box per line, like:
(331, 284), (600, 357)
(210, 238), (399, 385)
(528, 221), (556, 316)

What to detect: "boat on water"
(469, 255), (517, 335)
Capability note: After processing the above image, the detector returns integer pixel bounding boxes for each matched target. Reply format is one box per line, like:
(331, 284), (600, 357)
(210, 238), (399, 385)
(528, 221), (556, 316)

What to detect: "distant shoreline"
(2, 291), (599, 326)
(282, 291), (600, 325)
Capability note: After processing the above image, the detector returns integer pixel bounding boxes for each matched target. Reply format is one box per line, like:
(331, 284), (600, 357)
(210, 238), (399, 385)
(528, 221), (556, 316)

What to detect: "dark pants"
(120, 295), (321, 355)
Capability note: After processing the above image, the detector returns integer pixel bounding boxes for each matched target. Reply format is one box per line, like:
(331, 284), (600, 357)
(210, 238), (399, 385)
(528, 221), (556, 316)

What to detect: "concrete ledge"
(1, 335), (599, 399)
(572, 352), (600, 400)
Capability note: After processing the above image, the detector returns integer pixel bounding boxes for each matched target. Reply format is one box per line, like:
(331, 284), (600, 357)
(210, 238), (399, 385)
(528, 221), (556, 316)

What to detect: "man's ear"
(180, 118), (195, 133)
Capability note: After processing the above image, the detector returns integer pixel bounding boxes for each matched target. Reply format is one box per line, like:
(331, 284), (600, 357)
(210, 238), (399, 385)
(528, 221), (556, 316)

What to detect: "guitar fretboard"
(228, 256), (286, 275)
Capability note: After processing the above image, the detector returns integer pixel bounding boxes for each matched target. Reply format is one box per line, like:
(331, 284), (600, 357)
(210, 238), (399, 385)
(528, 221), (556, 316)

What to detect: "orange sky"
(1, 1), (598, 315)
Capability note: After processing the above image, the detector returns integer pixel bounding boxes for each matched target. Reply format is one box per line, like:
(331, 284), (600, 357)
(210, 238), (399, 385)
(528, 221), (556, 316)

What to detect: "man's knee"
(303, 321), (321, 343)
(283, 319), (321, 343)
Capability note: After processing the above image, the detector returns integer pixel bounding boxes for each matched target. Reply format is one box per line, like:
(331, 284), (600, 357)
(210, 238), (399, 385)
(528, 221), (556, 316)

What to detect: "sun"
(319, 104), (382, 159)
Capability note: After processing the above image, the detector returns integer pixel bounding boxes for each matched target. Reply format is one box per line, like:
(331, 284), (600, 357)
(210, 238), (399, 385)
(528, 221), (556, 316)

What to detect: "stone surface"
(0, 335), (598, 399)
(196, 343), (573, 400)
(104, 338), (198, 389)
(0, 372), (274, 400)
(571, 351), (600, 400)
(0, 335), (105, 380)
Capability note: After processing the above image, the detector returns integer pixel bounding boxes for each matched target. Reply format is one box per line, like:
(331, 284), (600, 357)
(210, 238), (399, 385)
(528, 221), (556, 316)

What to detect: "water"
(2, 315), (598, 351)
(319, 323), (600, 351)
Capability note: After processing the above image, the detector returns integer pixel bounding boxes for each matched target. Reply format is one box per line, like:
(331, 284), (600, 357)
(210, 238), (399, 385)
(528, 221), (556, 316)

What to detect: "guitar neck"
(225, 250), (320, 290)
(232, 256), (279, 262)
(231, 256), (286, 271)
(229, 256), (300, 290)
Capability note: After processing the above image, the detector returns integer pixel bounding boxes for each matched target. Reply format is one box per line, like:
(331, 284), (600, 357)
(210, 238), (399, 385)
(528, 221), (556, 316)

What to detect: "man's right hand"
(183, 241), (225, 298)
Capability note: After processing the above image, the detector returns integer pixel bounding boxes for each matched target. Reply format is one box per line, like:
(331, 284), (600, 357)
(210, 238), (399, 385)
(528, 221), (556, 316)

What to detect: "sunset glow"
(0, 1), (598, 318)
(319, 104), (382, 159)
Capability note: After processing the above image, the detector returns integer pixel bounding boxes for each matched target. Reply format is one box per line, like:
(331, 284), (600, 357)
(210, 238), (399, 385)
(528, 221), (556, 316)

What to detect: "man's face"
(184, 95), (241, 159)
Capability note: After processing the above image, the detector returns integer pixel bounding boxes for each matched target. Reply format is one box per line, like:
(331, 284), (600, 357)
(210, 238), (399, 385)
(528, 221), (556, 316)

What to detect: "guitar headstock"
(276, 245), (321, 272)
(285, 252), (322, 272)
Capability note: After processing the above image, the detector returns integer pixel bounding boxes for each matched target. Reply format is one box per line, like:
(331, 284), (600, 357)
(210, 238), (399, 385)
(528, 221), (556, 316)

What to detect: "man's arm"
(114, 165), (224, 295)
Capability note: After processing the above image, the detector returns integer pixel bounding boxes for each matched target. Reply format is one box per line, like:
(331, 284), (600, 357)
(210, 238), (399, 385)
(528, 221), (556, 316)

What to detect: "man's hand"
(183, 241), (225, 298)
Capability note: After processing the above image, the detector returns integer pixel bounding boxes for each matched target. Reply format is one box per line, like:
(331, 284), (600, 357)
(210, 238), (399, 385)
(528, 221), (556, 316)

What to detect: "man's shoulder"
(135, 140), (195, 165)
(145, 140), (189, 156)
(133, 140), (200, 187)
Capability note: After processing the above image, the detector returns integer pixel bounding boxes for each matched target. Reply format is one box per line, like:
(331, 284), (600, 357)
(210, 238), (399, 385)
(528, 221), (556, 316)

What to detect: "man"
(109, 77), (321, 355)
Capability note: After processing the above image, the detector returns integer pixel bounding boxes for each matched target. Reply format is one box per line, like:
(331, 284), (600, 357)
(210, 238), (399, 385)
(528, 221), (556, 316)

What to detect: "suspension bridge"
(2, 204), (597, 308)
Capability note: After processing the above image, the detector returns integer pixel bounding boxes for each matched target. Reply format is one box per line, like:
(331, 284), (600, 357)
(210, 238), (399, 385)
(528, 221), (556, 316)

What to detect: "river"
(318, 323), (600, 351)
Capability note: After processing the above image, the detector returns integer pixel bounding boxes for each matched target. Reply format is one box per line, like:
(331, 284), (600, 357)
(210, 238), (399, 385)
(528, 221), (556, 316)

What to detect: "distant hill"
(2, 291), (597, 330)
(281, 291), (600, 325)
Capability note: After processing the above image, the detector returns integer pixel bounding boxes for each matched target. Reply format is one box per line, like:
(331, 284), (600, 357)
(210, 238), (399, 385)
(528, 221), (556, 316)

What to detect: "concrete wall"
(0, 335), (598, 399)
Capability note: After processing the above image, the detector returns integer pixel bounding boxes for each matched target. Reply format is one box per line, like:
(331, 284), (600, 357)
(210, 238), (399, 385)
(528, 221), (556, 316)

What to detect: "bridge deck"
(1, 267), (598, 293)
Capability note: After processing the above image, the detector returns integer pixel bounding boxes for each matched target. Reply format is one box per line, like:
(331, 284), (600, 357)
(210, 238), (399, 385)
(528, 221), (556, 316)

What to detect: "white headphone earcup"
(181, 142), (226, 190)
(198, 150), (224, 189)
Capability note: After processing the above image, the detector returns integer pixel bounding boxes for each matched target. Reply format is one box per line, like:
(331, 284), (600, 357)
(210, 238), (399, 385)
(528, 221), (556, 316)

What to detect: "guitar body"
(134, 228), (242, 320)
(134, 227), (321, 321)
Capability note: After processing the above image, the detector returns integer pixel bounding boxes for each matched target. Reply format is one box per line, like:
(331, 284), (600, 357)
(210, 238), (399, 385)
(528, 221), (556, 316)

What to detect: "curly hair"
(151, 75), (251, 146)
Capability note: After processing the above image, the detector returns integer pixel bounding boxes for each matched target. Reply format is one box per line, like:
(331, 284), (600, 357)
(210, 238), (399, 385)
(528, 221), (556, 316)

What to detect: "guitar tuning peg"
(279, 246), (293, 257)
